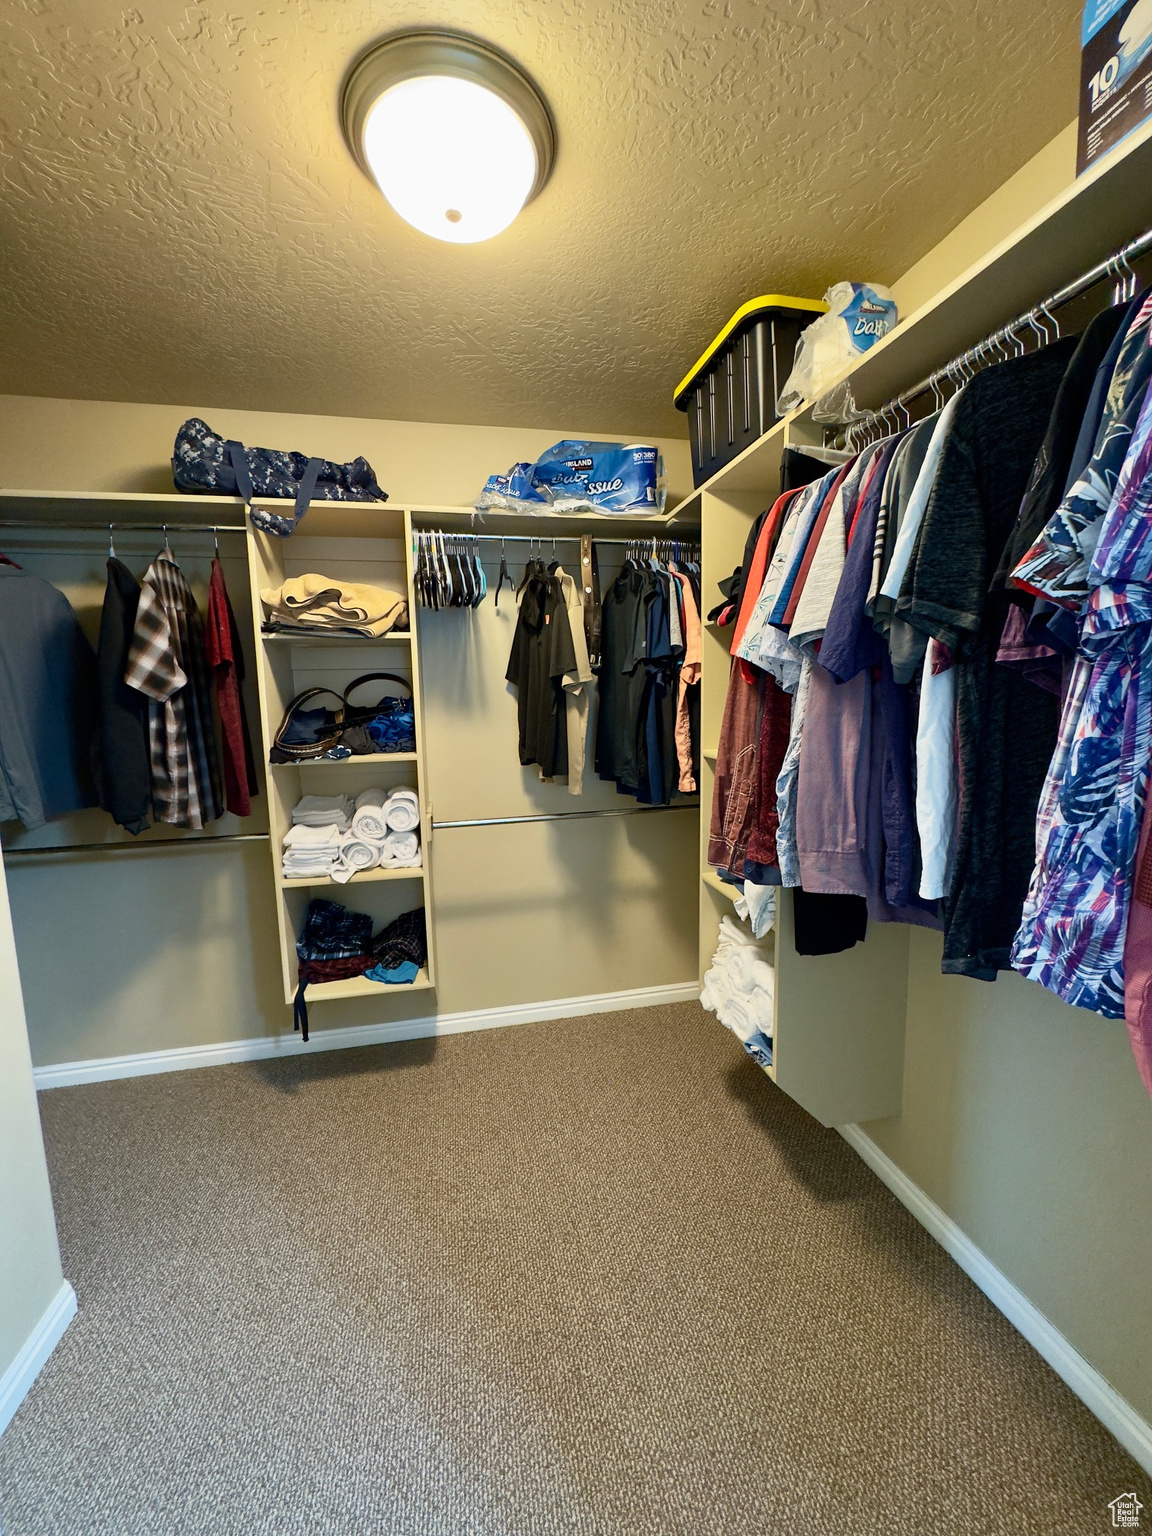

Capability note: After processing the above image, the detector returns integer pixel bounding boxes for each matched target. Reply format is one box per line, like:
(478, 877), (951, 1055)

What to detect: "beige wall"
(0, 396), (695, 1066)
(890, 121), (1078, 322)
(859, 122), (1152, 1429)
(866, 931), (1152, 1422)
(0, 849), (66, 1387)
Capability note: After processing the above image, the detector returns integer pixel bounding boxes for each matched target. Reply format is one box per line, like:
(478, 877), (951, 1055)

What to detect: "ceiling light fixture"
(341, 30), (556, 244)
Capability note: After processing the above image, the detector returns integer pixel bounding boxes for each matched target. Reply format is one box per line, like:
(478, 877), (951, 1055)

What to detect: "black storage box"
(674, 295), (826, 488)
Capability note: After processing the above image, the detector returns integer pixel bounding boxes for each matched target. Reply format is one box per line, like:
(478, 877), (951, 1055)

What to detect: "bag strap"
(342, 672), (413, 705)
(225, 440), (254, 506)
(293, 457), (323, 527)
(273, 688), (346, 755)
(236, 438), (324, 538)
(294, 974), (310, 1041)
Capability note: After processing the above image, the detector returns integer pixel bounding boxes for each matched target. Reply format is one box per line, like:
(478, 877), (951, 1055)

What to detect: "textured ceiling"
(0, 0), (1081, 438)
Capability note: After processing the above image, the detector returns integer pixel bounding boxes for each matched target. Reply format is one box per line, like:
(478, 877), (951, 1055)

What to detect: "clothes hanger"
(108, 522), (116, 560)
(494, 536), (513, 609)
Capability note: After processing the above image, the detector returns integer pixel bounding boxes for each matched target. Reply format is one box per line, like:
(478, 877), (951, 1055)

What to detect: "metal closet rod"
(433, 804), (698, 829)
(3, 832), (269, 860)
(853, 220), (1152, 431)
(0, 519), (247, 533)
(417, 532), (698, 547)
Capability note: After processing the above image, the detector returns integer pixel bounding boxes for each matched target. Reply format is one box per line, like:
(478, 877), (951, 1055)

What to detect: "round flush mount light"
(340, 30), (556, 244)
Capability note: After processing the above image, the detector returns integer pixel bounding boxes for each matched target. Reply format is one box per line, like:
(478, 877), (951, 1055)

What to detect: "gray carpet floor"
(1, 1002), (1148, 1535)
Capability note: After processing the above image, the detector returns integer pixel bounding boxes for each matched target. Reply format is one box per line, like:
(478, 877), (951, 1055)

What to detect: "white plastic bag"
(776, 283), (898, 416)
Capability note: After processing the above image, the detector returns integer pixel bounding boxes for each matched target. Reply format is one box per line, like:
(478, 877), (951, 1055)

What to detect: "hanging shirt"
(879, 394), (964, 608)
(550, 566), (596, 796)
(505, 566), (577, 781)
(638, 570), (681, 805)
(773, 656), (812, 888)
(991, 304), (1130, 595)
(1011, 294), (1152, 608)
(97, 558), (152, 835)
(916, 639), (958, 901)
(0, 566), (98, 829)
(1123, 754), (1152, 1096)
(896, 340), (1075, 979)
(126, 552), (224, 830)
(205, 558), (259, 818)
(672, 567), (702, 794)
(769, 471), (845, 627)
(870, 412), (939, 625)
(785, 453), (873, 641)
(1012, 382), (1152, 1019)
(737, 479), (826, 690)
(596, 565), (649, 795)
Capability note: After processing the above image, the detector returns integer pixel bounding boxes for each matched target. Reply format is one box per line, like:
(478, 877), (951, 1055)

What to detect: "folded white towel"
(292, 794), (355, 828)
(727, 948), (773, 995)
(282, 855), (340, 878)
(382, 829), (419, 862)
(383, 789), (420, 833)
(283, 823), (343, 849)
(351, 787), (390, 843)
(331, 837), (382, 883)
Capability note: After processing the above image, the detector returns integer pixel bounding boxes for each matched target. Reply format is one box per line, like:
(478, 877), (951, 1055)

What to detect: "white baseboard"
(0, 1281), (76, 1440)
(33, 980), (701, 1091)
(839, 1123), (1152, 1478)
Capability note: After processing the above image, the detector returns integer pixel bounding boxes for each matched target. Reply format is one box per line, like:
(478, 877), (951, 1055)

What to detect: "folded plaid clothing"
(369, 907), (427, 972)
(301, 955), (373, 983)
(294, 901), (375, 1040)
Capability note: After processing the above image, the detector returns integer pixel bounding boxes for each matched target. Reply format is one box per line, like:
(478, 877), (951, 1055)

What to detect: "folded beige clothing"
(261, 574), (409, 636)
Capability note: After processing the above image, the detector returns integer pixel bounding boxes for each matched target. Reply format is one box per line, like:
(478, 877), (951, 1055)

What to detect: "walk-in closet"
(1, 4), (1151, 1533)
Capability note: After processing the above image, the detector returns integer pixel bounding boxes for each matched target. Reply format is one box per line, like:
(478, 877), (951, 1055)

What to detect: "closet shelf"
(702, 869), (738, 900)
(279, 866), (425, 889)
(411, 506), (700, 539)
(703, 745), (718, 762)
(261, 631), (412, 646)
(269, 753), (419, 769)
(304, 968), (434, 1002)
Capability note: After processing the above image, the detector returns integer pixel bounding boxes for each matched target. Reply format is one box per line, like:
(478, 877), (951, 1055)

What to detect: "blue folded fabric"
(364, 960), (419, 985)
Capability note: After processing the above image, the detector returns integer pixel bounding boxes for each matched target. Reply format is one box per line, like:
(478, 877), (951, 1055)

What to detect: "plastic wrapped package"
(776, 283), (898, 416)
(475, 440), (665, 516)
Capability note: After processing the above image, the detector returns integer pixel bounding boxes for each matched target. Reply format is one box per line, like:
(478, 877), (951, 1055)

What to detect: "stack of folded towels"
(281, 795), (355, 880)
(699, 914), (774, 1068)
(281, 789), (422, 883)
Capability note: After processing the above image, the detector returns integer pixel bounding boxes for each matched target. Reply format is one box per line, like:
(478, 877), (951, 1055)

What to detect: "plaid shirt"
(125, 554), (222, 829)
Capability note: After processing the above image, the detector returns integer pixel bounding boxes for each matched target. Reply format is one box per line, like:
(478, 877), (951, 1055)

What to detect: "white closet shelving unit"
(245, 501), (437, 1006)
(684, 117), (1152, 1128)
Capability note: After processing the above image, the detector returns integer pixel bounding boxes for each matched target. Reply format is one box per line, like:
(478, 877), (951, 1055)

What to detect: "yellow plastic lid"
(673, 293), (828, 408)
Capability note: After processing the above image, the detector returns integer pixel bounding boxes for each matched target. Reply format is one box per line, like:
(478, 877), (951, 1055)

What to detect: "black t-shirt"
(897, 339), (1076, 979)
(97, 557), (152, 834)
(506, 568), (576, 779)
(991, 304), (1128, 594)
(595, 566), (649, 793)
